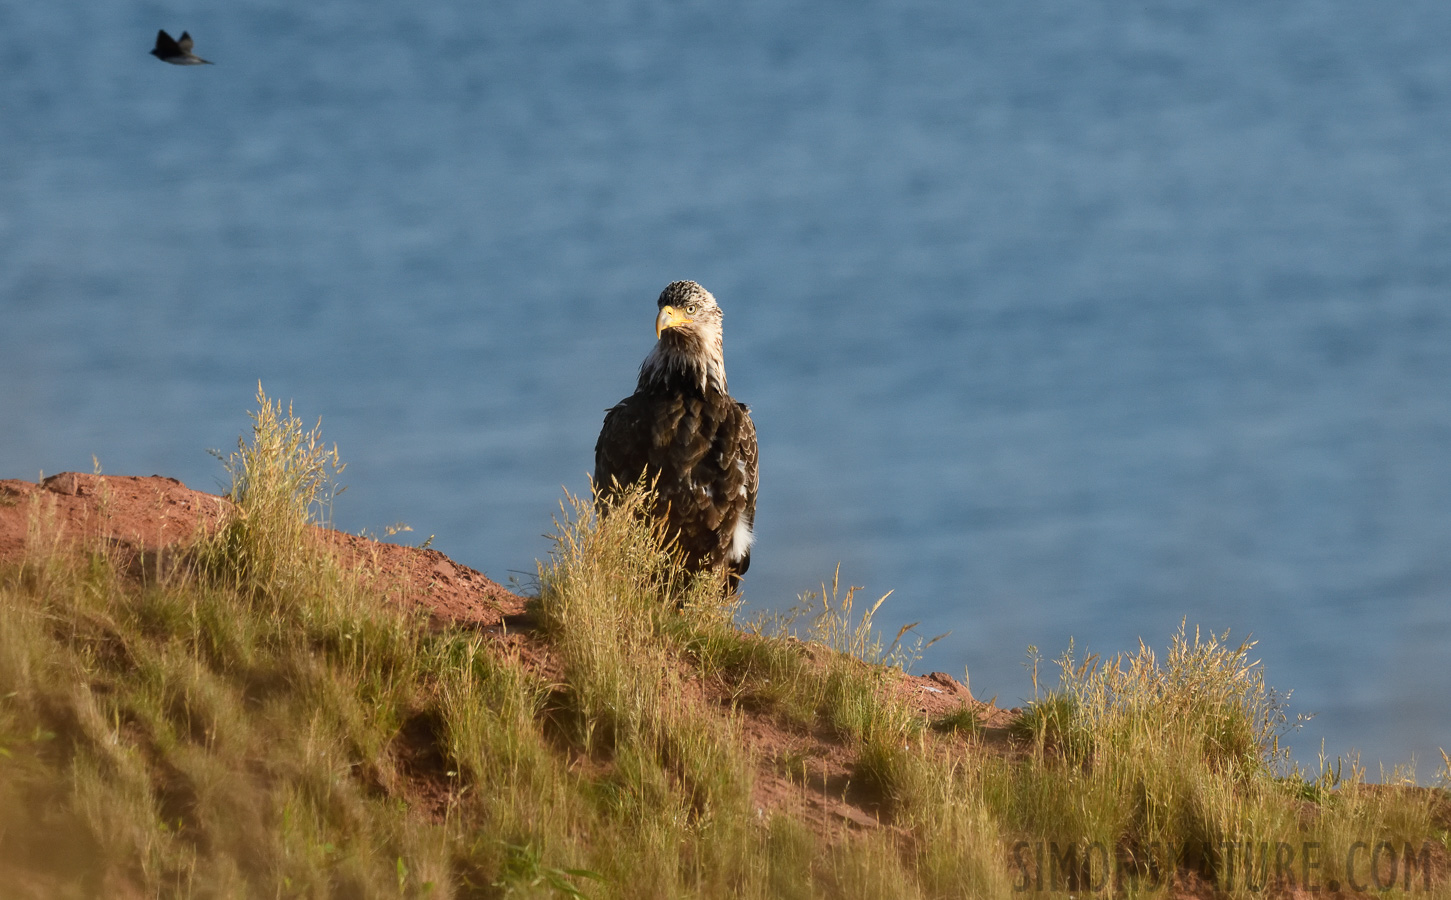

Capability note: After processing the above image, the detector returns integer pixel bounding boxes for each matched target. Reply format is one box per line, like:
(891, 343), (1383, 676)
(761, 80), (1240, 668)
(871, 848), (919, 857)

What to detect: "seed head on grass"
(202, 383), (346, 598)
(1060, 623), (1295, 780)
(755, 565), (938, 673)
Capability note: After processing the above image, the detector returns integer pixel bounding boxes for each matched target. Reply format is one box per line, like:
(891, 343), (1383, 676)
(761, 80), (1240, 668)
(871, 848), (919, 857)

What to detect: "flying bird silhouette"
(150, 30), (213, 65)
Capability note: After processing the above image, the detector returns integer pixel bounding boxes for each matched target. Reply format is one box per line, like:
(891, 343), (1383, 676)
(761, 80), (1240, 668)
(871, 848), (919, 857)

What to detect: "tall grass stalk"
(204, 382), (346, 598)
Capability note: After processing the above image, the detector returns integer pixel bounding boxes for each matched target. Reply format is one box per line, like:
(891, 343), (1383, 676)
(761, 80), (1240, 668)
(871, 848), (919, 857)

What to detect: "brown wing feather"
(594, 395), (652, 494)
(732, 403), (759, 577)
(595, 389), (758, 579)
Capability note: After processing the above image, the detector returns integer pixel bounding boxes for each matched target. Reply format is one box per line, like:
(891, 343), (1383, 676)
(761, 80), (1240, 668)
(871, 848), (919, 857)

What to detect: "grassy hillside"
(0, 392), (1447, 898)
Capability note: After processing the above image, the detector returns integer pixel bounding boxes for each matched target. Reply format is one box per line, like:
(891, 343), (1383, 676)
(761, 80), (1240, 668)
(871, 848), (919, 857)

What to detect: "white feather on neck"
(638, 329), (728, 395)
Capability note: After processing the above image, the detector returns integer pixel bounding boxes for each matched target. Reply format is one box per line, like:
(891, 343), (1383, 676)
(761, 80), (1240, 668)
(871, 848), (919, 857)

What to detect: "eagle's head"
(639, 280), (728, 393)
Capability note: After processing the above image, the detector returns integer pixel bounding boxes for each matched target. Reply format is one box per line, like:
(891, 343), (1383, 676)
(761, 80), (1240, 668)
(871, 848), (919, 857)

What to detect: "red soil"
(0, 472), (526, 628)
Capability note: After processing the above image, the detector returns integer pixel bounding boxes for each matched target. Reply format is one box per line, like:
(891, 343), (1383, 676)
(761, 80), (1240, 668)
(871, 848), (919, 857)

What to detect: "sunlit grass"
(0, 389), (1445, 898)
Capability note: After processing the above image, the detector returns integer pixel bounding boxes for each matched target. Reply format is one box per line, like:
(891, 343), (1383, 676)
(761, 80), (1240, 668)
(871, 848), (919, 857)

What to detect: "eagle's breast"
(598, 383), (754, 572)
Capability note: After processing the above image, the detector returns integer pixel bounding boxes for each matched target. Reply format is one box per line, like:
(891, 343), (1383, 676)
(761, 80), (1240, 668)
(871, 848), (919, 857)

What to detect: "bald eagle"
(594, 281), (759, 586)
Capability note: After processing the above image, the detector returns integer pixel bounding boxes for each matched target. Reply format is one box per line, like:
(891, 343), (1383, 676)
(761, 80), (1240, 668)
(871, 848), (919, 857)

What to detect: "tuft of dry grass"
(201, 381), (347, 599)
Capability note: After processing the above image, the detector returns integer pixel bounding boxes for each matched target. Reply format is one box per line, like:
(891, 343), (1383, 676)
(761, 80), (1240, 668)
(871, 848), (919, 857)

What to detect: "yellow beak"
(655, 305), (690, 339)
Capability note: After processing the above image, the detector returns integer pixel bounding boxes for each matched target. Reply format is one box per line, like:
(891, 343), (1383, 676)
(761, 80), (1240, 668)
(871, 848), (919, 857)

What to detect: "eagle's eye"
(686, 303), (698, 314)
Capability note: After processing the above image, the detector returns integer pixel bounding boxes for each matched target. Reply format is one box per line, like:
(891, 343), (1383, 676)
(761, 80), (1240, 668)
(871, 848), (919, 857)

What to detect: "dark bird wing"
(595, 390), (758, 577)
(594, 394), (653, 498)
(153, 30), (181, 55)
(177, 31), (195, 52)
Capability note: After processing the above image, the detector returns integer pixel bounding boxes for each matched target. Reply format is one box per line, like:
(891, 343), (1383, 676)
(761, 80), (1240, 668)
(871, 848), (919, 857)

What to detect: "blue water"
(4, 1), (1450, 777)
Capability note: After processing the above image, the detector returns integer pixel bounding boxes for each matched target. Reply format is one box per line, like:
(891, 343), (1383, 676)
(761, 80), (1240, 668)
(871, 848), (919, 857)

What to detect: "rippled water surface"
(4, 1), (1450, 774)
